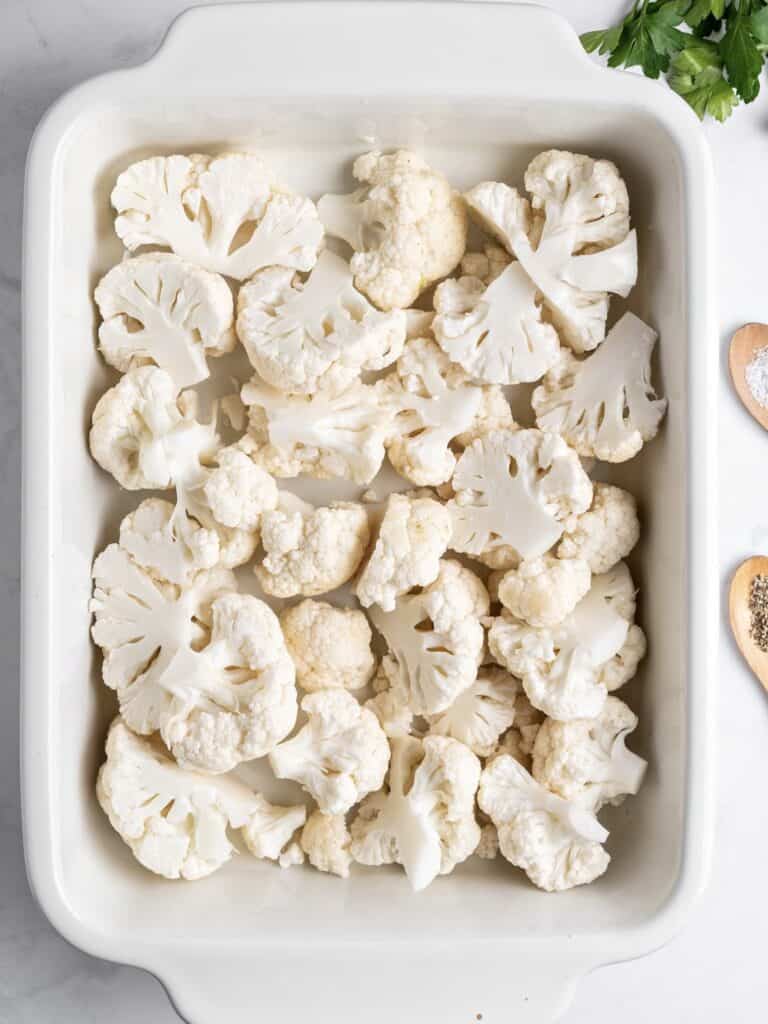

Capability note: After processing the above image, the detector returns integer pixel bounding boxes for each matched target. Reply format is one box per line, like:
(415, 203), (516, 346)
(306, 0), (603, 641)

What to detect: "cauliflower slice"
(364, 656), (416, 738)
(118, 498), (220, 586)
(478, 754), (609, 891)
(558, 482), (640, 575)
(448, 429), (593, 568)
(269, 689), (389, 815)
(97, 719), (275, 880)
(301, 811), (353, 878)
(255, 495), (370, 598)
(497, 554), (591, 628)
(94, 254), (235, 389)
(532, 696), (647, 812)
(241, 377), (393, 484)
(488, 562), (639, 721)
(112, 153), (323, 280)
(356, 493), (451, 611)
(350, 735), (480, 891)
(368, 559), (487, 715)
(318, 149), (467, 310)
(427, 667), (519, 757)
(236, 251), (406, 394)
(532, 313), (667, 463)
(280, 599), (375, 692)
(240, 796), (307, 862)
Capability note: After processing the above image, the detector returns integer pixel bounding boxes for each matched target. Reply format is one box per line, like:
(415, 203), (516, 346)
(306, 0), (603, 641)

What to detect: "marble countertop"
(0, 1), (764, 1020)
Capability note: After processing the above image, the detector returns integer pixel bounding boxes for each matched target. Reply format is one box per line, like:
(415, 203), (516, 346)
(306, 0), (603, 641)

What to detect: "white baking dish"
(21, 2), (718, 1021)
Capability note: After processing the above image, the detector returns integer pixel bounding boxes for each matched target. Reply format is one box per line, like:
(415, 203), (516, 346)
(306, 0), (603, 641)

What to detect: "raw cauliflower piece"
(94, 253), (235, 389)
(97, 718), (276, 881)
(112, 153), (323, 281)
(255, 495), (370, 598)
(350, 735), (481, 891)
(448, 429), (593, 568)
(490, 691), (545, 770)
(301, 811), (353, 878)
(364, 656), (416, 738)
(497, 554), (591, 628)
(558, 482), (640, 575)
(460, 243), (511, 284)
(280, 599), (375, 692)
(241, 377), (393, 484)
(488, 562), (639, 721)
(236, 250), (406, 394)
(600, 624), (647, 692)
(118, 498), (220, 586)
(452, 384), (516, 449)
(201, 446), (279, 533)
(532, 313), (667, 463)
(356, 493), (451, 611)
(476, 822), (500, 860)
(89, 365), (219, 491)
(269, 689), (389, 815)
(427, 667), (519, 758)
(368, 559), (488, 715)
(240, 796), (307, 862)
(318, 149), (467, 310)
(532, 696), (647, 812)
(478, 753), (610, 891)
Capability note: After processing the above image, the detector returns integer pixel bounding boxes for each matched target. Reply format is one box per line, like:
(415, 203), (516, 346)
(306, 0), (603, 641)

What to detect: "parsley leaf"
(750, 5), (768, 44)
(721, 4), (763, 102)
(669, 40), (740, 120)
(685, 0), (726, 28)
(608, 0), (690, 78)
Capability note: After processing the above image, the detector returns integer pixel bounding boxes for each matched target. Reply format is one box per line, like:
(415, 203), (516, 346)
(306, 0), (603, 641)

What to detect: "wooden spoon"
(730, 556), (768, 691)
(729, 323), (768, 431)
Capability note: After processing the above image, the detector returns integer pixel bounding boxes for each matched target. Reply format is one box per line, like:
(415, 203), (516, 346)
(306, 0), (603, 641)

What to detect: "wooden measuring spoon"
(729, 323), (768, 431)
(730, 556), (768, 692)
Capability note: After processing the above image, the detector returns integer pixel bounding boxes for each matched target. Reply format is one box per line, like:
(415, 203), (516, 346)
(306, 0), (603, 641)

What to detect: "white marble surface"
(0, 0), (764, 1020)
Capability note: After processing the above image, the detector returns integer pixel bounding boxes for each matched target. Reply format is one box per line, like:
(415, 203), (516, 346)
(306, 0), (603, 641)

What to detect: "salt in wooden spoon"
(729, 556), (768, 692)
(729, 323), (768, 431)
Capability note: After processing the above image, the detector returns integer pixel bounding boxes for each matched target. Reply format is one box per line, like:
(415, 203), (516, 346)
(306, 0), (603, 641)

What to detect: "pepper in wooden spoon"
(729, 323), (768, 431)
(730, 557), (768, 691)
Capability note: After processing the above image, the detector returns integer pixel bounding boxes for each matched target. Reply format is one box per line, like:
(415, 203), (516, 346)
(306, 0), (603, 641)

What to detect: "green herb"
(581, 0), (768, 121)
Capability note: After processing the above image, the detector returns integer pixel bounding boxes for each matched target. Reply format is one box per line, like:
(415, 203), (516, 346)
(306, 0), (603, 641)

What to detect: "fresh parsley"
(581, 0), (768, 121)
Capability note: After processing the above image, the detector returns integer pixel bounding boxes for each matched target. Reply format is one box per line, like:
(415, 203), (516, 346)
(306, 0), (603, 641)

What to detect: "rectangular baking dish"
(21, 3), (717, 1021)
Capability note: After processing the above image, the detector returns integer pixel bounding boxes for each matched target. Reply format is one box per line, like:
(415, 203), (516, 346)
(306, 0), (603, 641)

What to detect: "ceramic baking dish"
(21, 2), (717, 1021)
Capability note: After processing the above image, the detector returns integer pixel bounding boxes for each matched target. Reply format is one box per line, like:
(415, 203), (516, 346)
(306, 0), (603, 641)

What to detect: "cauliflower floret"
(460, 243), (511, 284)
(97, 718), (282, 881)
(600, 624), (647, 692)
(280, 599), (375, 692)
(489, 690), (545, 770)
(94, 253), (235, 389)
(452, 384), (516, 449)
(532, 314), (667, 462)
(241, 378), (393, 484)
(558, 483), (640, 574)
(364, 656), (416, 738)
(532, 696), (647, 812)
(368, 559), (488, 715)
(476, 822), (500, 860)
(350, 735), (481, 891)
(236, 251), (406, 394)
(478, 754), (609, 891)
(427, 667), (519, 757)
(112, 152), (323, 280)
(448, 429), (593, 568)
(488, 562), (640, 721)
(356, 492), (451, 611)
(118, 498), (220, 586)
(497, 554), (591, 628)
(269, 689), (389, 814)
(300, 811), (353, 878)
(255, 495), (369, 599)
(318, 149), (467, 310)
(201, 446), (278, 532)
(240, 796), (307, 862)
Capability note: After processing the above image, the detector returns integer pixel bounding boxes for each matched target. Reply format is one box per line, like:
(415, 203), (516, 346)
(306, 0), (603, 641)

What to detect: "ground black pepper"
(749, 574), (768, 652)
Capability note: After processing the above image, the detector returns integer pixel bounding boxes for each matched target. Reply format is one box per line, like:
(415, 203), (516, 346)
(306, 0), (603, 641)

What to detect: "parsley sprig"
(582, 0), (768, 121)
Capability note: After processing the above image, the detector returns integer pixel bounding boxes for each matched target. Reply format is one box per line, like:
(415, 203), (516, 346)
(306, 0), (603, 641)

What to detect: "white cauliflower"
(600, 624), (647, 692)
(490, 691), (545, 770)
(368, 559), (487, 715)
(300, 811), (353, 878)
(255, 495), (370, 598)
(532, 696), (647, 812)
(488, 562), (639, 721)
(452, 384), (516, 449)
(448, 429), (593, 568)
(558, 483), (640, 574)
(94, 253), (235, 389)
(280, 599), (375, 692)
(460, 243), (511, 284)
(112, 152), (323, 280)
(427, 667), (519, 757)
(118, 498), (220, 586)
(241, 377), (393, 484)
(496, 554), (591, 628)
(269, 689), (389, 814)
(201, 446), (278, 533)
(97, 718), (278, 880)
(350, 735), (481, 891)
(356, 492), (451, 611)
(532, 313), (667, 462)
(240, 796), (307, 862)
(476, 823), (500, 859)
(478, 754), (609, 891)
(318, 149), (467, 310)
(236, 251), (406, 394)
(364, 656), (415, 739)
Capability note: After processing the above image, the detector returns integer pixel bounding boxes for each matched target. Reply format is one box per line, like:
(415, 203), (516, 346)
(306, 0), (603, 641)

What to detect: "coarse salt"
(745, 346), (768, 408)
